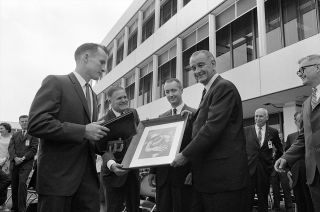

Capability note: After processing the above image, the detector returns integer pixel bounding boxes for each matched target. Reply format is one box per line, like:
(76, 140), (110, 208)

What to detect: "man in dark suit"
(275, 54), (320, 212)
(101, 86), (140, 212)
(8, 115), (38, 212)
(244, 108), (283, 212)
(28, 43), (110, 212)
(171, 50), (249, 212)
(285, 111), (314, 212)
(148, 78), (196, 212)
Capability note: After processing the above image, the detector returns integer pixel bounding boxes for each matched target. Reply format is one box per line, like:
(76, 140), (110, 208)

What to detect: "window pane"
(139, 73), (153, 106)
(183, 0), (191, 6)
(216, 26), (231, 73)
(216, 5), (235, 30)
(158, 58), (176, 97)
(107, 55), (113, 72)
(142, 15), (155, 41)
(282, 0), (299, 46)
(265, 0), (282, 53)
(298, 0), (317, 39)
(128, 31), (137, 55)
(160, 0), (177, 26)
(125, 84), (135, 107)
(232, 11), (254, 68)
(116, 45), (124, 65)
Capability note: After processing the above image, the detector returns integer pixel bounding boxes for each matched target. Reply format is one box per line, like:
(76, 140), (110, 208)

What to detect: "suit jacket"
(283, 95), (320, 185)
(245, 125), (283, 177)
(286, 131), (307, 188)
(28, 73), (99, 196)
(151, 104), (196, 187)
(101, 108), (140, 188)
(182, 76), (249, 193)
(8, 131), (38, 169)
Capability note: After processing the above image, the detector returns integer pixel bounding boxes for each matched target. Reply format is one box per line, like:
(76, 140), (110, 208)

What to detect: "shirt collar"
(204, 73), (219, 91)
(172, 102), (185, 115)
(112, 108), (121, 117)
(73, 71), (87, 87)
(255, 124), (266, 131)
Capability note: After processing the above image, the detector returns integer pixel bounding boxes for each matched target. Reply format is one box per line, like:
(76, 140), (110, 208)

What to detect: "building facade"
(94, 0), (320, 139)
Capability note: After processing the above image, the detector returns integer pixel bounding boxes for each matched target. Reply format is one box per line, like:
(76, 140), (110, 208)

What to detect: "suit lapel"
(68, 73), (91, 122)
(252, 126), (261, 147)
(198, 76), (221, 109)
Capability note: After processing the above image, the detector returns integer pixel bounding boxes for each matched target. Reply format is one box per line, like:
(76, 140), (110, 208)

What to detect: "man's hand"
(148, 173), (156, 187)
(14, 157), (24, 165)
(84, 120), (109, 141)
(181, 110), (193, 120)
(171, 153), (188, 167)
(110, 163), (129, 176)
(184, 172), (192, 185)
(274, 158), (287, 173)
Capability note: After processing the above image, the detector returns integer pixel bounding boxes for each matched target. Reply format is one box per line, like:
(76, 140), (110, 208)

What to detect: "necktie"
(85, 83), (92, 121)
(258, 127), (262, 146)
(200, 88), (207, 102)
(172, 108), (177, 115)
(311, 87), (318, 110)
(22, 130), (26, 137)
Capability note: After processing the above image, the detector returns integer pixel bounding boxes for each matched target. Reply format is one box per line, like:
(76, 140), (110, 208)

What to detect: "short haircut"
(19, 115), (28, 120)
(107, 86), (125, 98)
(74, 43), (106, 61)
(298, 54), (320, 65)
(255, 108), (269, 118)
(190, 50), (216, 63)
(0, 122), (12, 133)
(164, 78), (183, 89)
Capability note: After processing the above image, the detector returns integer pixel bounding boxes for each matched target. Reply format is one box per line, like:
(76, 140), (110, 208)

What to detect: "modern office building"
(94, 0), (320, 139)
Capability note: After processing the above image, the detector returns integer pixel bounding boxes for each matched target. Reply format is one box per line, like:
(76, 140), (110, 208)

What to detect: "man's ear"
(82, 53), (89, 64)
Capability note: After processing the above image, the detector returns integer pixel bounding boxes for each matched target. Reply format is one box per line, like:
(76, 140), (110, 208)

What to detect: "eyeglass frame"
(297, 64), (320, 76)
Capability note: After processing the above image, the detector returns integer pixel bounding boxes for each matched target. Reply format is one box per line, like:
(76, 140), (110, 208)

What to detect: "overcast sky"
(0, 0), (132, 122)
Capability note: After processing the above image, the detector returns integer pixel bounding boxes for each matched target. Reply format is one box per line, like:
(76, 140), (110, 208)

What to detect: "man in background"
(275, 54), (320, 212)
(9, 115), (38, 212)
(149, 78), (196, 212)
(28, 43), (109, 212)
(245, 108), (283, 212)
(172, 50), (249, 212)
(101, 86), (140, 212)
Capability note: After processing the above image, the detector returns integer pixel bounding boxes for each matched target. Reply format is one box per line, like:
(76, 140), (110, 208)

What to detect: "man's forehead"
(190, 53), (208, 63)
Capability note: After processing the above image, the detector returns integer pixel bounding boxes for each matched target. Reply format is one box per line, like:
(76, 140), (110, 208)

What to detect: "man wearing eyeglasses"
(275, 54), (320, 212)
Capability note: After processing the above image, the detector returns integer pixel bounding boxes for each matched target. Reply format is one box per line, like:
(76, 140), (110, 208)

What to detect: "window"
(265, 0), (282, 53)
(142, 14), (155, 42)
(160, 0), (177, 26)
(216, 26), (231, 73)
(183, 0), (191, 6)
(158, 58), (176, 97)
(138, 62), (153, 106)
(116, 44), (124, 65)
(107, 54), (113, 73)
(125, 72), (135, 107)
(297, 0), (318, 40)
(128, 31), (137, 54)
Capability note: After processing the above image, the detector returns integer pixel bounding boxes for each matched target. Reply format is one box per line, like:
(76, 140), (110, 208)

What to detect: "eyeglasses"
(297, 64), (319, 75)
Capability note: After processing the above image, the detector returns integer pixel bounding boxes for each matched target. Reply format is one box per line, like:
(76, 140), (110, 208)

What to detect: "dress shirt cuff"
(107, 160), (116, 170)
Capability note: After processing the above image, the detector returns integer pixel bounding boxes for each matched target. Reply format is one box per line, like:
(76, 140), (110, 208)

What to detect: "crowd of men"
(1, 43), (319, 212)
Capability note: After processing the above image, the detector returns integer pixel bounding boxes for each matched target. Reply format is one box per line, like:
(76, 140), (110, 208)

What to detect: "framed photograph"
(121, 114), (188, 169)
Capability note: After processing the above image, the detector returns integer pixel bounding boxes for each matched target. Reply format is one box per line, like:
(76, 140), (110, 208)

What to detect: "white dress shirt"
(172, 103), (185, 115)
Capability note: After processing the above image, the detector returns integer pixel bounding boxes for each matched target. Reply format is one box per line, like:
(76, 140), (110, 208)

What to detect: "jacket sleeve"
(28, 75), (85, 143)
(8, 134), (17, 161)
(24, 137), (39, 161)
(283, 131), (305, 166)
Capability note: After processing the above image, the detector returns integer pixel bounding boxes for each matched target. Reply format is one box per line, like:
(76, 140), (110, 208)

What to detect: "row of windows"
(98, 0), (320, 111)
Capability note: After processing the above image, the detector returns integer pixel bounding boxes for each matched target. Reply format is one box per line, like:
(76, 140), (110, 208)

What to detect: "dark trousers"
(249, 170), (270, 212)
(293, 181), (314, 212)
(11, 163), (33, 212)
(105, 171), (139, 212)
(37, 162), (99, 212)
(309, 168), (320, 212)
(156, 182), (192, 212)
(190, 188), (248, 212)
(271, 171), (293, 210)
(0, 169), (11, 205)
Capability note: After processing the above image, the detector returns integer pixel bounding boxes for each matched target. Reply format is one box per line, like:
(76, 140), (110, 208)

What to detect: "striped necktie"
(311, 87), (318, 110)
(257, 127), (262, 146)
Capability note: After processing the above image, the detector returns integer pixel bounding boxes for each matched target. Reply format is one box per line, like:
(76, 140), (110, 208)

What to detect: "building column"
(177, 0), (183, 10)
(209, 14), (216, 57)
(137, 11), (143, 46)
(282, 101), (301, 140)
(256, 0), (267, 57)
(155, 0), (160, 30)
(112, 39), (117, 68)
(124, 26), (129, 58)
(134, 67), (140, 108)
(152, 55), (159, 101)
(176, 37), (183, 85)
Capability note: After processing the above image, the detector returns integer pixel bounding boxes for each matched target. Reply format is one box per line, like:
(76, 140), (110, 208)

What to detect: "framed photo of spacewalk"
(121, 114), (188, 169)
